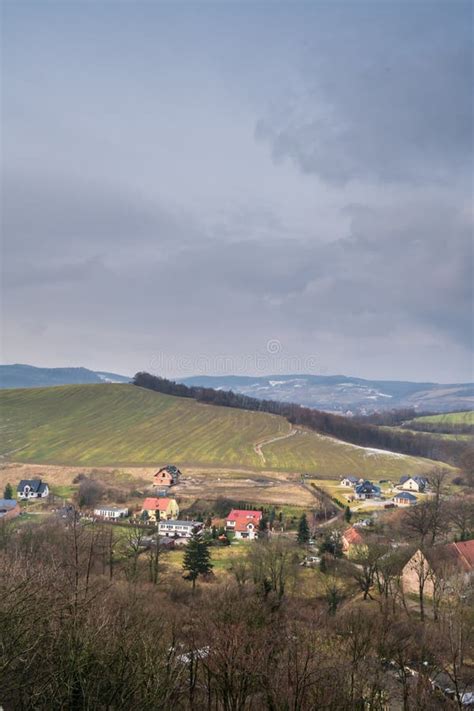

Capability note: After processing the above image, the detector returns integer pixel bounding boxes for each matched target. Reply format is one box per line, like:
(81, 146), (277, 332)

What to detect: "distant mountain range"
(1, 365), (472, 414)
(179, 374), (474, 415)
(0, 364), (130, 389)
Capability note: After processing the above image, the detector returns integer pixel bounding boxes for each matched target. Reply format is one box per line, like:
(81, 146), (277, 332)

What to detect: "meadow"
(411, 411), (474, 426)
(402, 410), (474, 435)
(0, 384), (442, 478)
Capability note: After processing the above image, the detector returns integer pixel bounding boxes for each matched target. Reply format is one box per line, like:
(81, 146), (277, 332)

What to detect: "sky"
(1, 0), (473, 382)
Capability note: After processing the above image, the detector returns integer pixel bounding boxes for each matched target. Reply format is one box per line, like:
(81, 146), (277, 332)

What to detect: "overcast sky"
(2, 1), (473, 382)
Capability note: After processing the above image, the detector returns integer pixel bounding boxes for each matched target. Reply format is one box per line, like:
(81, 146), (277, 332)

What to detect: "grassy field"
(402, 410), (474, 435)
(0, 383), (442, 477)
(379, 426), (473, 442)
(0, 384), (287, 468)
(263, 428), (436, 478)
(410, 411), (474, 426)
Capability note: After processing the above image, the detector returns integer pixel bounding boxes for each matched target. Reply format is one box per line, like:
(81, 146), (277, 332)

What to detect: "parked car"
(301, 555), (321, 567)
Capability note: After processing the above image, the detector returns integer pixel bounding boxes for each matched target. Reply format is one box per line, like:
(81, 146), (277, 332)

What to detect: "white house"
(393, 491), (417, 506)
(158, 520), (203, 539)
(93, 506), (129, 519)
(354, 481), (381, 500)
(340, 476), (362, 488)
(399, 476), (428, 493)
(17, 479), (49, 500)
(226, 509), (262, 540)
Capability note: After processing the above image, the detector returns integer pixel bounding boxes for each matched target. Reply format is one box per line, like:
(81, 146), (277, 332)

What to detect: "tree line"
(133, 372), (471, 467)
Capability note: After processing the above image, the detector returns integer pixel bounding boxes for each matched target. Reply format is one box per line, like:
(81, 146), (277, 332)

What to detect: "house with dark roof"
(153, 465), (182, 487)
(393, 491), (417, 506)
(354, 481), (381, 500)
(399, 476), (428, 493)
(17, 479), (49, 500)
(0, 499), (20, 520)
(340, 476), (363, 488)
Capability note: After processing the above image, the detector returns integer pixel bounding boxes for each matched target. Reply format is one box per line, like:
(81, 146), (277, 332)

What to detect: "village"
(2, 464), (472, 610)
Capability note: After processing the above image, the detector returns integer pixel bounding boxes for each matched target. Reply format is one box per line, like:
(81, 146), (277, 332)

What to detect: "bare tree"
(428, 468), (449, 545)
(125, 523), (146, 581)
(148, 529), (162, 585)
(351, 543), (387, 600)
(404, 502), (433, 544)
(448, 496), (474, 541)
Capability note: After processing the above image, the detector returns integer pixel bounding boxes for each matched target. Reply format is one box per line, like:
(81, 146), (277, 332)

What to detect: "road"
(253, 427), (297, 464)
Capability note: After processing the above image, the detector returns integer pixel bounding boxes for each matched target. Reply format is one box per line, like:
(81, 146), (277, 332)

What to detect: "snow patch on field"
(315, 432), (407, 459)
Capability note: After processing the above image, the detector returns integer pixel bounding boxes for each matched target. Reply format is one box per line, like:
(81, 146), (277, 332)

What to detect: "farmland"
(402, 410), (474, 435)
(0, 384), (443, 478)
(411, 410), (474, 426)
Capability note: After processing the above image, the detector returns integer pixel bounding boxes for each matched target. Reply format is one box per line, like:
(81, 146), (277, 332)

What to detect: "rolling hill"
(0, 383), (440, 477)
(180, 374), (474, 414)
(2, 365), (472, 415)
(0, 364), (130, 389)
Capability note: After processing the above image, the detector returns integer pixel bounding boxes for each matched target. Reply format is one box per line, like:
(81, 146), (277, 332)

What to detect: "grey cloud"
(256, 4), (472, 185)
(1, 176), (196, 263)
(2, 1), (472, 381)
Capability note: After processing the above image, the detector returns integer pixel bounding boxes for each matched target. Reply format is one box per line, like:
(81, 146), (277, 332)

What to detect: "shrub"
(77, 479), (105, 508)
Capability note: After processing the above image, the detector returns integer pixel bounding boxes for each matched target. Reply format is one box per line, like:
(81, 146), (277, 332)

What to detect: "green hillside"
(262, 428), (435, 478)
(410, 411), (474, 426)
(0, 384), (439, 475)
(403, 410), (474, 435)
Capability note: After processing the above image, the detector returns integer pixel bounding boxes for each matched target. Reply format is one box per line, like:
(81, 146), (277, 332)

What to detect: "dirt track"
(253, 427), (298, 464)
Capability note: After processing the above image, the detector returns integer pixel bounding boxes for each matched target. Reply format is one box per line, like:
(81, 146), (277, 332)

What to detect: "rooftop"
(159, 520), (203, 526)
(17, 479), (48, 493)
(0, 499), (18, 508)
(227, 509), (262, 521)
(343, 527), (364, 545)
(142, 497), (176, 511)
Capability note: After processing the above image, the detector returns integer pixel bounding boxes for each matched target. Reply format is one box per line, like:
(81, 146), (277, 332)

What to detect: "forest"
(1, 505), (473, 710)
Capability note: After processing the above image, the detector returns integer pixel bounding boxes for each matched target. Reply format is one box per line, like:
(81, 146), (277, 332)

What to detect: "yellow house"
(141, 497), (179, 522)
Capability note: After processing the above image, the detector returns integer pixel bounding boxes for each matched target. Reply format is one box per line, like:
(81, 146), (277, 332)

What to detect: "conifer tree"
(182, 533), (213, 590)
(297, 513), (310, 544)
(3, 483), (13, 500)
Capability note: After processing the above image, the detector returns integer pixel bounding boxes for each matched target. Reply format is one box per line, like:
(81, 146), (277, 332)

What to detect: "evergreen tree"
(259, 516), (268, 532)
(318, 531), (343, 558)
(344, 506), (352, 523)
(182, 533), (213, 590)
(297, 513), (310, 544)
(269, 508), (276, 527)
(3, 483), (13, 499)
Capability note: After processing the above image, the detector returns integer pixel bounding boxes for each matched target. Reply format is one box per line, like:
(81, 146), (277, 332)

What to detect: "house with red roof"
(226, 509), (262, 540)
(402, 539), (474, 597)
(447, 539), (474, 574)
(141, 497), (179, 522)
(342, 526), (365, 554)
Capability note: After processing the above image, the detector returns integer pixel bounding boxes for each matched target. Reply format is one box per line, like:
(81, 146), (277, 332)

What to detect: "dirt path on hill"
(254, 427), (298, 464)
